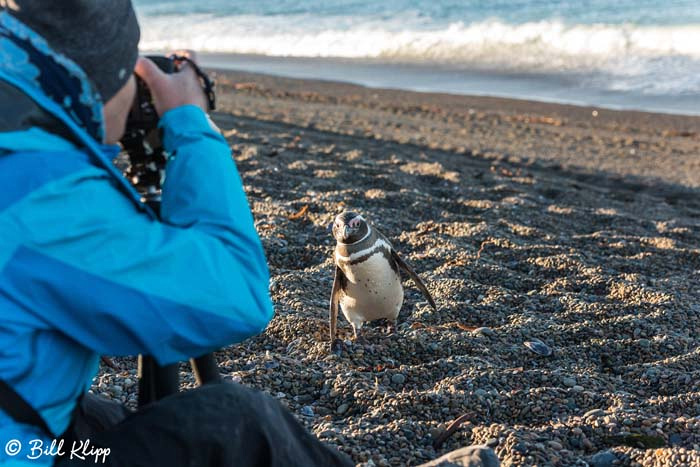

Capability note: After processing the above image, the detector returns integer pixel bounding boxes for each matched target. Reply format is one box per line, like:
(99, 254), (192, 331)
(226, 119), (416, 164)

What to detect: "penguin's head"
(332, 211), (369, 244)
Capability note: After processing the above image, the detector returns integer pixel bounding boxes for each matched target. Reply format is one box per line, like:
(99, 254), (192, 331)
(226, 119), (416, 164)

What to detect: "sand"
(97, 70), (700, 466)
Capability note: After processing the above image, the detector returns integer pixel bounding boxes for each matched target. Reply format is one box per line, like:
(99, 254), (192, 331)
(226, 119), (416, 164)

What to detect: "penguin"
(329, 211), (437, 353)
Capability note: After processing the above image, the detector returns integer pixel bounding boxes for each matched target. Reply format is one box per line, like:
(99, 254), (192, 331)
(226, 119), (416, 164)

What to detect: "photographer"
(0, 1), (352, 466)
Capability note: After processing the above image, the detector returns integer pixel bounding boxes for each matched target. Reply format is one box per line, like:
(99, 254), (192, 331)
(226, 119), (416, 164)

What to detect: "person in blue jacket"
(0, 1), (353, 466)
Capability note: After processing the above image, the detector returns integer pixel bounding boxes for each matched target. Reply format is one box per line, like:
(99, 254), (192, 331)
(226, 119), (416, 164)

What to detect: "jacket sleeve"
(2, 105), (273, 365)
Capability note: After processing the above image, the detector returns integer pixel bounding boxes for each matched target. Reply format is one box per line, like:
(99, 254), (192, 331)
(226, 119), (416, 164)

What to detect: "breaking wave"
(138, 15), (700, 95)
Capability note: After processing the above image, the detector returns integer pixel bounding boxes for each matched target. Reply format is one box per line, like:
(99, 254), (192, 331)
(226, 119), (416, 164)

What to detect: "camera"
(119, 55), (215, 207)
(126, 56), (178, 134)
(117, 55), (222, 406)
(119, 55), (175, 206)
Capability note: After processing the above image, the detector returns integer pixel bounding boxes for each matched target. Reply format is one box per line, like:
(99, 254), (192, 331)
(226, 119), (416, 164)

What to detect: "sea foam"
(138, 15), (700, 95)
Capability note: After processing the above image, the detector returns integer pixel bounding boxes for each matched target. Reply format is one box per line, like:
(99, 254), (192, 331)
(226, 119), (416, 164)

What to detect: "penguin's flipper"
(329, 265), (346, 353)
(391, 250), (437, 310)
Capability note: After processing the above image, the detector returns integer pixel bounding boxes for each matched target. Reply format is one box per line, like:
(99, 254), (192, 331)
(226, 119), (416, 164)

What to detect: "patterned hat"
(3, 0), (140, 101)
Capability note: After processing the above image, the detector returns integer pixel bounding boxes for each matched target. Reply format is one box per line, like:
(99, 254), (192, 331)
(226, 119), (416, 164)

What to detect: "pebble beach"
(97, 70), (700, 466)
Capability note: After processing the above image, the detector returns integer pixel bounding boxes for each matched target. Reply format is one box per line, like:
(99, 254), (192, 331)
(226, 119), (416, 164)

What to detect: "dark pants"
(57, 383), (353, 467)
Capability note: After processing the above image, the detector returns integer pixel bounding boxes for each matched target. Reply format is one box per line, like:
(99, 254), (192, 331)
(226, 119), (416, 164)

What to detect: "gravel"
(94, 71), (700, 466)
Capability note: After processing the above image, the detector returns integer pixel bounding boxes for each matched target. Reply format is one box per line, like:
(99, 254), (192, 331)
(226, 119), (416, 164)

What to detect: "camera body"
(119, 55), (176, 205)
(119, 55), (216, 207)
(126, 55), (177, 135)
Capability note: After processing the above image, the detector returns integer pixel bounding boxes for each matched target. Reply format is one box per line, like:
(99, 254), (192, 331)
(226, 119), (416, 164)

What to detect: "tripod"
(119, 56), (224, 406)
(136, 200), (223, 407)
(137, 354), (222, 406)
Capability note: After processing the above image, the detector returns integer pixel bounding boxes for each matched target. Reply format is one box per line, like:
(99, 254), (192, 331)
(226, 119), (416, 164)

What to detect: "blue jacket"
(0, 12), (273, 466)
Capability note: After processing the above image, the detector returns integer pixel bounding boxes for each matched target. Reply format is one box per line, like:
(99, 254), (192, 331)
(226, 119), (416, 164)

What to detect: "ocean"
(132, 0), (700, 115)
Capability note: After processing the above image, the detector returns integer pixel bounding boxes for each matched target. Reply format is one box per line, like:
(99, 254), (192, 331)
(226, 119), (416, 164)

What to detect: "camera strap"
(0, 378), (53, 437)
(0, 378), (87, 443)
(171, 55), (216, 111)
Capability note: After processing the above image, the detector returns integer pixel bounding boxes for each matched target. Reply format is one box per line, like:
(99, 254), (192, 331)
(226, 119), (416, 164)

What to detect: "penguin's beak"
(342, 225), (351, 241)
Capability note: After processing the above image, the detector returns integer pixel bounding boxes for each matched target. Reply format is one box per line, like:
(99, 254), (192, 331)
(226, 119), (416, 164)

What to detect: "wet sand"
(98, 70), (700, 466)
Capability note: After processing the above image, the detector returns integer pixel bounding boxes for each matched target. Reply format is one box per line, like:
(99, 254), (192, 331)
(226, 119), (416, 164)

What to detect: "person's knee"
(198, 382), (261, 407)
(137, 382), (286, 440)
(189, 383), (279, 420)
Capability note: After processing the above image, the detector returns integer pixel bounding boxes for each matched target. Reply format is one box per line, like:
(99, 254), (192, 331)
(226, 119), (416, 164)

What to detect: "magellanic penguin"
(329, 211), (437, 353)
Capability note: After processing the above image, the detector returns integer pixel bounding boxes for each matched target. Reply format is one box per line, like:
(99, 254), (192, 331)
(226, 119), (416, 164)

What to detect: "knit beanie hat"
(3, 0), (140, 102)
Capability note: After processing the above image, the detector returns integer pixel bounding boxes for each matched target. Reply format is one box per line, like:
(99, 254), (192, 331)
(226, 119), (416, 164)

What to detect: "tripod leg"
(137, 355), (154, 407)
(137, 355), (180, 407)
(191, 353), (222, 385)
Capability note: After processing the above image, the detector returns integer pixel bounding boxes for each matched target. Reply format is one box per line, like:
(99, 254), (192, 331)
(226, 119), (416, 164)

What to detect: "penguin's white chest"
(339, 252), (403, 325)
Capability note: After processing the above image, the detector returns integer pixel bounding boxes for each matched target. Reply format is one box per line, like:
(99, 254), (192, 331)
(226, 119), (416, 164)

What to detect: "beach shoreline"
(98, 68), (700, 466)
(191, 52), (700, 118)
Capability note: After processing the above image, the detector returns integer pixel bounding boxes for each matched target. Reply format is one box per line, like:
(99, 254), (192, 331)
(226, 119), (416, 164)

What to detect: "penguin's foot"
(385, 322), (397, 335)
(330, 338), (344, 355)
(351, 324), (366, 344)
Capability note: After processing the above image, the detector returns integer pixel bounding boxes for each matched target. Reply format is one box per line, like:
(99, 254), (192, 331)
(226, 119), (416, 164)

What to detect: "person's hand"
(134, 50), (208, 116)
